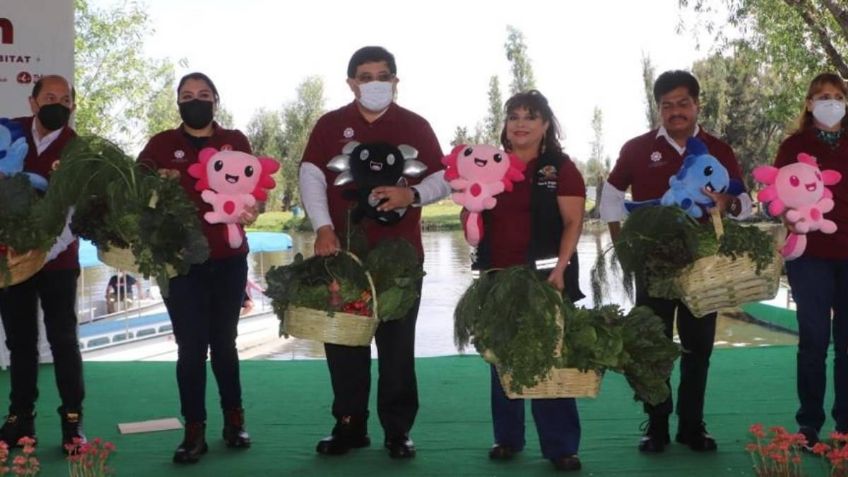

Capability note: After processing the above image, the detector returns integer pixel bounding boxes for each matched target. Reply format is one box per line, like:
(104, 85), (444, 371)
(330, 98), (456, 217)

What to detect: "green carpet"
(2, 346), (837, 476)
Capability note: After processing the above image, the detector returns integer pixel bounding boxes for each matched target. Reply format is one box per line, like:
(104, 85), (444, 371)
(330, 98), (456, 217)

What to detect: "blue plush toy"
(659, 137), (736, 218)
(0, 118), (47, 191)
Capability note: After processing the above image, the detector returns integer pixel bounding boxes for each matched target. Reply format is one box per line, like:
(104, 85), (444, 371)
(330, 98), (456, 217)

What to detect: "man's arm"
(599, 181), (626, 243)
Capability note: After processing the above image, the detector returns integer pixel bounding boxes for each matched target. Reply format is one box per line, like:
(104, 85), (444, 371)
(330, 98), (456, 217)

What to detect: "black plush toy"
(328, 141), (427, 225)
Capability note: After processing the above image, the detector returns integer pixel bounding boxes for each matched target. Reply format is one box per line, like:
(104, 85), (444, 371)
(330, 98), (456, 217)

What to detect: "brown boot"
(222, 408), (251, 449)
(173, 421), (208, 464)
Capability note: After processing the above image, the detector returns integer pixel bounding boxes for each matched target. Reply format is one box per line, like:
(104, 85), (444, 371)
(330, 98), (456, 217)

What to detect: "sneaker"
(638, 417), (670, 453)
(676, 421), (717, 452)
(0, 413), (36, 448)
(798, 426), (820, 452)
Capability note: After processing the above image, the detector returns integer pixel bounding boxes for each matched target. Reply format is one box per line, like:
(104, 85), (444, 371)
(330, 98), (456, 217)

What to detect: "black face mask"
(179, 99), (214, 129)
(37, 103), (71, 131)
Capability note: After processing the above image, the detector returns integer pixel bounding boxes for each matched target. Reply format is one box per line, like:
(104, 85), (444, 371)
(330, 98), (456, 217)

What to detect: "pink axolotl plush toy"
(442, 144), (526, 246)
(188, 147), (280, 249)
(753, 153), (842, 260)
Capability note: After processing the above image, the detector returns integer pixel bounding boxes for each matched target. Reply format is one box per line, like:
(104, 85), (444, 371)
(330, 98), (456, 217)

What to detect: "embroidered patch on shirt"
(650, 151), (662, 162)
(343, 127), (354, 139)
(537, 165), (558, 189)
(173, 150), (186, 162)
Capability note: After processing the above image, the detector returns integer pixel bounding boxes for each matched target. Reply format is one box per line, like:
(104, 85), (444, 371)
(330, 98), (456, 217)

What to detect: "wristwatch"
(410, 187), (421, 206)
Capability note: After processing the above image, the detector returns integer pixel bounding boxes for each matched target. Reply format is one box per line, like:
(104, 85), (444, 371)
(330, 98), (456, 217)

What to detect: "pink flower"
(750, 423), (765, 438)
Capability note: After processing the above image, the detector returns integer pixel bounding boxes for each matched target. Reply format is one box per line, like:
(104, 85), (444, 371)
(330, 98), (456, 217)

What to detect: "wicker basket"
(281, 252), (379, 347)
(2, 249), (47, 287)
(98, 246), (177, 278)
(498, 367), (603, 399)
(481, 308), (602, 399)
(98, 246), (141, 274)
(676, 210), (781, 317)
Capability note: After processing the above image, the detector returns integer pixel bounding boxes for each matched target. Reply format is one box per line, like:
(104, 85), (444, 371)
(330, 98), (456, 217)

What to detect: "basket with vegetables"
(593, 205), (780, 317)
(0, 173), (58, 287)
(455, 267), (600, 399)
(44, 136), (209, 294)
(266, 238), (425, 346)
(455, 267), (680, 403)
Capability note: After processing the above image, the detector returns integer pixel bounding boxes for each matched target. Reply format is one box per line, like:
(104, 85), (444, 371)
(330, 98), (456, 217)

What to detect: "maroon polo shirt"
(301, 102), (444, 257)
(138, 123), (252, 260)
(14, 116), (79, 271)
(487, 153), (586, 268)
(775, 128), (848, 260)
(608, 128), (742, 202)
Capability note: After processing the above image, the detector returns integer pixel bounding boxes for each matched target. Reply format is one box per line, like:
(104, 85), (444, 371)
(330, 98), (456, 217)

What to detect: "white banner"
(0, 0), (74, 118)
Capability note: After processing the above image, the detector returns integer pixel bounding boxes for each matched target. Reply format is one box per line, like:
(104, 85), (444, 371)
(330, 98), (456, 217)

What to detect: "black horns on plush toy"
(327, 141), (427, 225)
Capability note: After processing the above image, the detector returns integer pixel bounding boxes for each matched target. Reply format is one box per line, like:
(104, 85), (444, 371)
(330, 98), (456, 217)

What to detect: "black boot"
(173, 422), (208, 464)
(316, 416), (370, 455)
(59, 408), (86, 455)
(223, 408), (251, 449)
(676, 421), (717, 451)
(638, 415), (670, 453)
(0, 412), (36, 448)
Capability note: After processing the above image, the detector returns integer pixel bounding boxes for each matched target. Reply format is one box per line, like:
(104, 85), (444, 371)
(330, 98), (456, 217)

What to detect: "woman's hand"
(547, 267), (566, 292)
(158, 168), (180, 180)
(239, 204), (259, 226)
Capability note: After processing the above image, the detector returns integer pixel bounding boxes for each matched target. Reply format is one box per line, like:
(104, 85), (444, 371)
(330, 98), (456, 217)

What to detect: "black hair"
(177, 72), (220, 103)
(347, 46), (397, 79)
(31, 75), (76, 101)
(500, 89), (562, 155)
(653, 70), (700, 104)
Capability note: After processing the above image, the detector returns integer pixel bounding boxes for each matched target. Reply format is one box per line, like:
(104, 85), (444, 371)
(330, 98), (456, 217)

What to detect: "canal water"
(245, 229), (797, 360)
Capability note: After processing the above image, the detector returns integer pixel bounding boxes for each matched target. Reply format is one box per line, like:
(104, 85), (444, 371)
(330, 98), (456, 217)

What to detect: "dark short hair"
(177, 72), (220, 103)
(653, 70), (700, 104)
(347, 46), (396, 79)
(500, 89), (562, 155)
(31, 75), (76, 101)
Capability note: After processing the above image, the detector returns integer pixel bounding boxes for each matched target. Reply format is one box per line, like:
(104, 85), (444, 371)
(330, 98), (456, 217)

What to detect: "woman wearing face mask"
(138, 72), (255, 464)
(772, 72), (848, 449)
(471, 90), (585, 472)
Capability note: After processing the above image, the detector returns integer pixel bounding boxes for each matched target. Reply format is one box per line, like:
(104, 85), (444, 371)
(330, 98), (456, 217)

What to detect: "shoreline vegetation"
(249, 201), (778, 234)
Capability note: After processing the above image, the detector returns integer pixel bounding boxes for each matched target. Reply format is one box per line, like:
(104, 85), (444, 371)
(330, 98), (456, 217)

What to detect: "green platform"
(2, 346), (837, 476)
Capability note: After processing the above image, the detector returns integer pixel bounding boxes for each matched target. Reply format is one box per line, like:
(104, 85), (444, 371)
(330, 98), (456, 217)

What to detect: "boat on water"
(0, 232), (293, 368)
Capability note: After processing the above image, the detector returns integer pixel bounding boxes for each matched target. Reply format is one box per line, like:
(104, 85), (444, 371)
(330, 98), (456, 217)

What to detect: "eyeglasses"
(355, 73), (395, 84)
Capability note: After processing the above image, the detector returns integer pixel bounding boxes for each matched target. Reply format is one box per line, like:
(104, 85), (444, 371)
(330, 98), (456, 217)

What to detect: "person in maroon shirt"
(299, 46), (448, 459)
(138, 72), (254, 464)
(600, 71), (750, 454)
(476, 90), (585, 472)
(775, 73), (848, 448)
(0, 75), (86, 452)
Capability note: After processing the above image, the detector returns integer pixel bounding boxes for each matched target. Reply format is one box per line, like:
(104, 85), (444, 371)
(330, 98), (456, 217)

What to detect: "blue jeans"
(786, 256), (848, 433)
(490, 365), (581, 459)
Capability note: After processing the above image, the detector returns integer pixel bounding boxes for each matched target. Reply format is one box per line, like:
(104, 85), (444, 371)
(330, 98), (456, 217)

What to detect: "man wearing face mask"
(0, 75), (86, 452)
(600, 70), (752, 455)
(299, 46), (450, 459)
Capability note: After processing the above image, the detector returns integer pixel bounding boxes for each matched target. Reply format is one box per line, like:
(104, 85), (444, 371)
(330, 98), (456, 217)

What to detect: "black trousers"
(164, 254), (247, 423)
(636, 288), (716, 428)
(324, 280), (422, 439)
(0, 268), (84, 415)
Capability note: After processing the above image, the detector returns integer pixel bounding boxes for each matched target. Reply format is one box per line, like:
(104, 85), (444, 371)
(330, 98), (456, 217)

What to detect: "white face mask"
(812, 99), (846, 128)
(358, 81), (394, 112)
